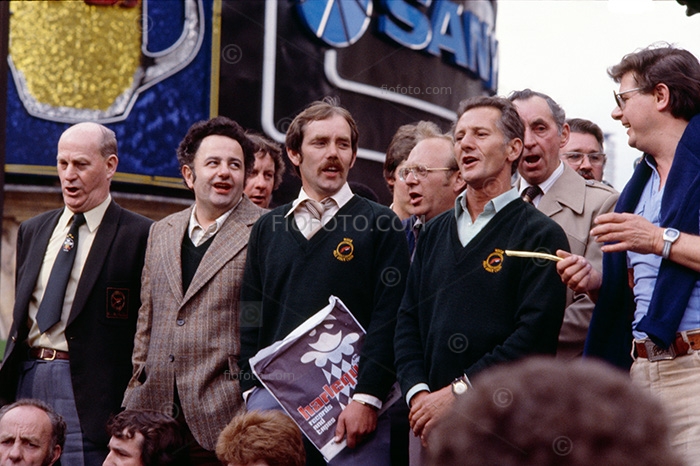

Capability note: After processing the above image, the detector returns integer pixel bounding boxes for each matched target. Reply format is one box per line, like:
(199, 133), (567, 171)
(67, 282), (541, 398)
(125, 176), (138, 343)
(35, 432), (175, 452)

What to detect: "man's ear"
(287, 147), (302, 167)
(453, 171), (466, 194)
(181, 164), (194, 190)
(48, 445), (62, 466)
(654, 83), (672, 112)
(559, 122), (570, 149)
(506, 138), (523, 163)
(105, 154), (118, 179)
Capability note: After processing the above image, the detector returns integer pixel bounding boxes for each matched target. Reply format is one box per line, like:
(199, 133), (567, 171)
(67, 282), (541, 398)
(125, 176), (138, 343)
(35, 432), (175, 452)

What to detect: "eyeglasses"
(613, 87), (643, 109)
(561, 152), (606, 167)
(397, 165), (455, 181)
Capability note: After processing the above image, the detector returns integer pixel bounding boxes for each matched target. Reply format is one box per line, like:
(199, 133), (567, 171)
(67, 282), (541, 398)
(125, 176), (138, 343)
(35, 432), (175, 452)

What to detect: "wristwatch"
(662, 228), (680, 259)
(451, 375), (471, 396)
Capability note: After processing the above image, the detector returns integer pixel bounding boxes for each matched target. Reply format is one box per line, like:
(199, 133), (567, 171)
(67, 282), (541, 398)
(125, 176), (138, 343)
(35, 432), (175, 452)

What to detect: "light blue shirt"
(630, 159), (700, 339)
(454, 188), (520, 247)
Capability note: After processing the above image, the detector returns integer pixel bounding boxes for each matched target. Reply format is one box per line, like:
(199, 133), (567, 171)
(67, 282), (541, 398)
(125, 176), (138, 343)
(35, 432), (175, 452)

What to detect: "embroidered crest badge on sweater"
(483, 248), (504, 273)
(334, 238), (355, 262)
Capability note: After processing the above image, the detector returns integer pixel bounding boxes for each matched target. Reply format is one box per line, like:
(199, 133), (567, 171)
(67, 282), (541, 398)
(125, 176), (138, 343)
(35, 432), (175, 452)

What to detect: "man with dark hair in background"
(561, 117), (611, 184)
(0, 122), (152, 466)
(123, 116), (264, 465)
(103, 410), (187, 466)
(427, 357), (683, 466)
(244, 132), (286, 209)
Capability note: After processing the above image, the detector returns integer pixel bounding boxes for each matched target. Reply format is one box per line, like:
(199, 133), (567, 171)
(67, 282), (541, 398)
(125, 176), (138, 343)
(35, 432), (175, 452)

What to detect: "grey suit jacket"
(537, 164), (619, 359)
(123, 198), (263, 451)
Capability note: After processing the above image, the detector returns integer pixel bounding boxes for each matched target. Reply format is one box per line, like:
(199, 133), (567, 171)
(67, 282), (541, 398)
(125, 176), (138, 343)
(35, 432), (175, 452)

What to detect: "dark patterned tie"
(36, 213), (86, 333)
(521, 185), (542, 204)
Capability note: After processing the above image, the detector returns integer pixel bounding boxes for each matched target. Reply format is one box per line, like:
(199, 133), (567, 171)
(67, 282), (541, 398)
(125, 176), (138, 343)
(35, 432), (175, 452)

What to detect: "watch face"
(664, 228), (680, 241)
(453, 381), (468, 395)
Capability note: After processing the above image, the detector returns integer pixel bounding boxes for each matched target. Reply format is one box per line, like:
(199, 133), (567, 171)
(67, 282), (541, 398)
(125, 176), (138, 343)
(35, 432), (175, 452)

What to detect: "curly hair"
(216, 410), (305, 466)
(176, 116), (256, 186)
(245, 132), (286, 190)
(106, 410), (187, 466)
(427, 357), (683, 466)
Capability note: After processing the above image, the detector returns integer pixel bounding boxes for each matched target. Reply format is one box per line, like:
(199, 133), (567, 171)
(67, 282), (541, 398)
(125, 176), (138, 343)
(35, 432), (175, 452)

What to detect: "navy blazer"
(0, 200), (152, 445)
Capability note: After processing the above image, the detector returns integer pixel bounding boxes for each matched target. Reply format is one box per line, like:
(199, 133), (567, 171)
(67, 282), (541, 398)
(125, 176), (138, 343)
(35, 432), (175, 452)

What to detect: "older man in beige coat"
(509, 89), (618, 359)
(123, 117), (263, 465)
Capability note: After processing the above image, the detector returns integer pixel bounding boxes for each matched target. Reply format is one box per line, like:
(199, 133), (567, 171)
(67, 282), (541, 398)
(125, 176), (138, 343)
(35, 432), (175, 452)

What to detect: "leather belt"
(634, 330), (700, 362)
(29, 347), (69, 361)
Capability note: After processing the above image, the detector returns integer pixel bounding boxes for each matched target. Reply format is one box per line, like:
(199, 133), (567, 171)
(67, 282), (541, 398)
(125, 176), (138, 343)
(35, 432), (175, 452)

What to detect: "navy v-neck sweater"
(395, 199), (569, 394)
(240, 195), (410, 400)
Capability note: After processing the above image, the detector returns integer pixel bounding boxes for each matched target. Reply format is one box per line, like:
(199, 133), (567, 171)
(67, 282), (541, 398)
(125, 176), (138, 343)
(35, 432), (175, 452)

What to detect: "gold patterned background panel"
(9, 0), (142, 111)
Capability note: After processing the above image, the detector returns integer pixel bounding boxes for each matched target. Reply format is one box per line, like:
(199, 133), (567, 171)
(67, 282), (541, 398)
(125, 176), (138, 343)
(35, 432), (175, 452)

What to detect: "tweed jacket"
(536, 164), (619, 359)
(122, 198), (263, 451)
(0, 201), (152, 445)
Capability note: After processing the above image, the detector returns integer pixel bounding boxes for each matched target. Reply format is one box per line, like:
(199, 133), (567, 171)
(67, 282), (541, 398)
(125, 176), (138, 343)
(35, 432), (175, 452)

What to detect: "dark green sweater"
(240, 195), (410, 400)
(395, 199), (569, 394)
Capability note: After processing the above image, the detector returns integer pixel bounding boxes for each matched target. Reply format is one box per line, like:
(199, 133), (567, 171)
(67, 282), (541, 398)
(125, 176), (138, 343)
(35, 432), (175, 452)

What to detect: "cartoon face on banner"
(301, 314), (361, 406)
(301, 314), (361, 368)
(8, 0), (204, 123)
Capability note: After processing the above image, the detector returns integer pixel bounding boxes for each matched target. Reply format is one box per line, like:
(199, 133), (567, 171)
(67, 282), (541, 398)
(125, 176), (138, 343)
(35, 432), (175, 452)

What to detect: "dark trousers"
(18, 359), (107, 466)
(173, 387), (222, 466)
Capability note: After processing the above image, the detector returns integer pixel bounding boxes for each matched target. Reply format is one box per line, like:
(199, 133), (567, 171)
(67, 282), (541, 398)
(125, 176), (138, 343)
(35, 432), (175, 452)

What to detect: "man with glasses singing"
(557, 44), (700, 463)
(508, 89), (619, 360)
(399, 134), (466, 259)
(560, 118), (612, 185)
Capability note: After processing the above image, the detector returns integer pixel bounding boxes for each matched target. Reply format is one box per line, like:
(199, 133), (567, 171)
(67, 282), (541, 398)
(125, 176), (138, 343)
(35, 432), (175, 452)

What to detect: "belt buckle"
(42, 348), (57, 361)
(643, 340), (677, 361)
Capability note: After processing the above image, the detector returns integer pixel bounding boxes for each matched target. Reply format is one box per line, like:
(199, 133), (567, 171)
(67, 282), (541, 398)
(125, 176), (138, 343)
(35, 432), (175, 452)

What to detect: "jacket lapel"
(13, 210), (62, 321)
(162, 208), (191, 304)
(181, 198), (260, 306)
(538, 164), (585, 217)
(67, 201), (120, 326)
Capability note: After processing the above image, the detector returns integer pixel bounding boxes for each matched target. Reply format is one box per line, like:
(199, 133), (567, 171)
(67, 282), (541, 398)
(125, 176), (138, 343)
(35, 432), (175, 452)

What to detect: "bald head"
(0, 403), (64, 466)
(57, 122), (119, 213)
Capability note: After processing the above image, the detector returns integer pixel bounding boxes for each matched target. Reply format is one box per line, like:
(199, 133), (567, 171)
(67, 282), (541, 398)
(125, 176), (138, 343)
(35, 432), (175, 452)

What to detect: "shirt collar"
(285, 182), (354, 217)
(188, 197), (241, 238)
(454, 188), (519, 220)
(62, 194), (111, 233)
(519, 160), (564, 195)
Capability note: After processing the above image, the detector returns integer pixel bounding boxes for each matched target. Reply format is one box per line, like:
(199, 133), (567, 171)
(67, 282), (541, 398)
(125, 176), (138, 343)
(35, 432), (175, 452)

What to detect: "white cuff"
(242, 387), (255, 404)
(352, 393), (382, 410)
(406, 383), (430, 406)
